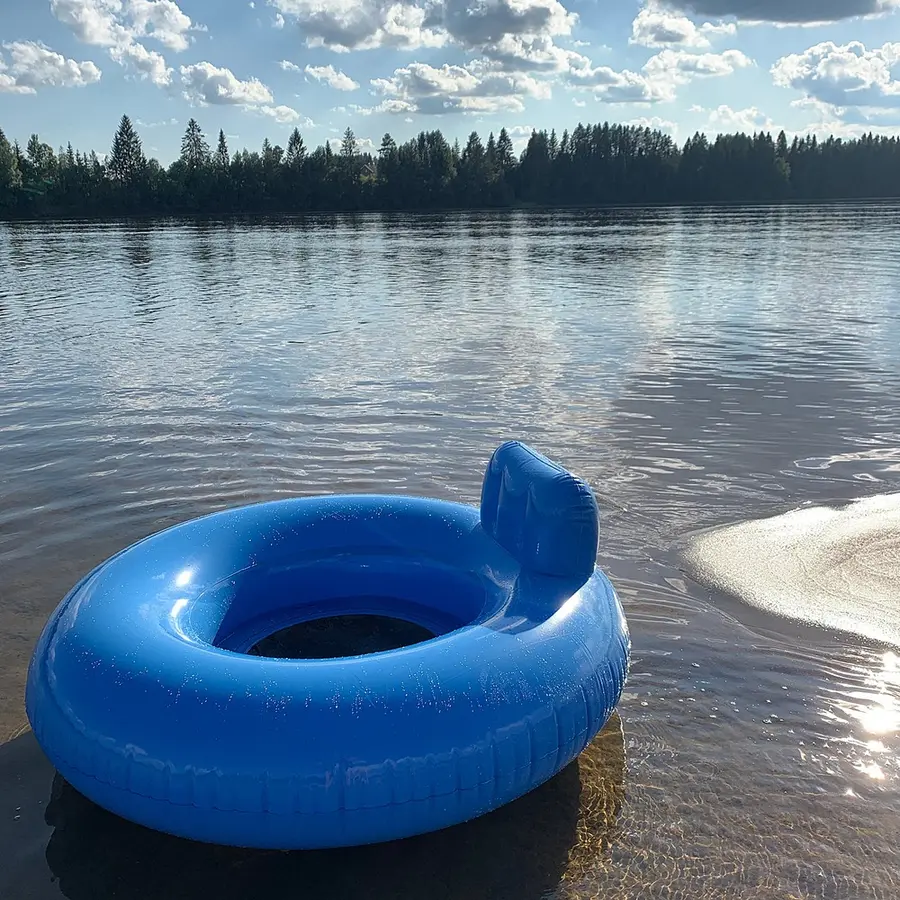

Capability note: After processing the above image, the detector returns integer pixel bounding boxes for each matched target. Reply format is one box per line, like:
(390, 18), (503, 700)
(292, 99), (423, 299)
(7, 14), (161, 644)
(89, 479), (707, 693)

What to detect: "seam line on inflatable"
(35, 651), (622, 816)
(35, 738), (588, 815)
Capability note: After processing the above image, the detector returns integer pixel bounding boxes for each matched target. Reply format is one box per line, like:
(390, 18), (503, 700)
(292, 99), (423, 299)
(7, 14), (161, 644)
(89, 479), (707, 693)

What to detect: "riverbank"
(2, 194), (900, 225)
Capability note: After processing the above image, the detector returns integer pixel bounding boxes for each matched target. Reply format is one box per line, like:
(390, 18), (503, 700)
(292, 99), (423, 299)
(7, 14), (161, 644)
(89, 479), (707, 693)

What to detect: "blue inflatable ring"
(26, 442), (630, 849)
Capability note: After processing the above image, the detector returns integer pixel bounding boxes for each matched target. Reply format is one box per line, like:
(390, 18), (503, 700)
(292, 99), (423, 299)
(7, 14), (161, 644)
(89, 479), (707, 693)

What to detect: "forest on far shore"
(1, 113), (899, 217)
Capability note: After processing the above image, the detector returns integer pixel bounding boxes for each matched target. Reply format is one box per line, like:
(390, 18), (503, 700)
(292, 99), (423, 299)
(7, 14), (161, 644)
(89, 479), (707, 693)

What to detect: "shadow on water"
(2, 716), (627, 900)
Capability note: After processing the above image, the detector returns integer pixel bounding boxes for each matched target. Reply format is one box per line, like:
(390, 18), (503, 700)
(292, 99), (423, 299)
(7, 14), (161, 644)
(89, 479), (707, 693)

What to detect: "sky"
(1, 0), (899, 163)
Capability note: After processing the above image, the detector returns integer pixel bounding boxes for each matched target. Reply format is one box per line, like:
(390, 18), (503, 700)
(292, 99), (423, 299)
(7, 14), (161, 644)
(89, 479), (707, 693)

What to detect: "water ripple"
(3, 206), (900, 897)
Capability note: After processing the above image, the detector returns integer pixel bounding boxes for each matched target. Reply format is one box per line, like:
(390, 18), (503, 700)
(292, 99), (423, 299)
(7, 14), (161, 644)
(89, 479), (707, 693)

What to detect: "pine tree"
(3, 112), (900, 217)
(496, 127), (515, 170)
(485, 132), (497, 167)
(26, 133), (56, 182)
(214, 129), (229, 169)
(261, 138), (282, 167)
(378, 133), (397, 159)
(458, 131), (488, 203)
(285, 128), (306, 167)
(0, 127), (22, 202)
(107, 114), (146, 184)
(776, 130), (788, 161)
(376, 134), (398, 196)
(519, 129), (551, 201)
(340, 127), (358, 160)
(26, 134), (42, 167)
(181, 118), (211, 170)
(548, 129), (559, 160)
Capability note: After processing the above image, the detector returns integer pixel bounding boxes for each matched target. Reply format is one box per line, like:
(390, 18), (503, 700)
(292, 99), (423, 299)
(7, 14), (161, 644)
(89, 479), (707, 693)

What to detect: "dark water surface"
(2, 207), (900, 898)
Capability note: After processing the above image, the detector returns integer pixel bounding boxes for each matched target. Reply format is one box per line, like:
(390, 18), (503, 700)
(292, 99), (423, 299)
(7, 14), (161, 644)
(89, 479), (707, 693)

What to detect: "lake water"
(2, 206), (900, 899)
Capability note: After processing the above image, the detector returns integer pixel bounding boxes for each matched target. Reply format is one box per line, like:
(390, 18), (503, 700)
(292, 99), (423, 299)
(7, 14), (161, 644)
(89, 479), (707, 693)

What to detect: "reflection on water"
(3, 206), (900, 897)
(2, 718), (625, 900)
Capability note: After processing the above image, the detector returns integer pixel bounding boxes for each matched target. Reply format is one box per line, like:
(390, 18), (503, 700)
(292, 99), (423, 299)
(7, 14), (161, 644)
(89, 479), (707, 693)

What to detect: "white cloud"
(626, 115), (679, 134)
(285, 59), (362, 92)
(272, 4), (752, 112)
(792, 96), (900, 136)
(269, 0), (578, 67)
(478, 34), (587, 73)
(359, 97), (419, 114)
(566, 47), (752, 103)
(50, 0), (201, 84)
(645, 47), (753, 81)
(706, 104), (777, 131)
(772, 41), (900, 112)
(445, 0), (580, 74)
(50, 0), (130, 47)
(266, 0), (612, 116)
(661, 0), (899, 24)
(274, 12), (285, 27)
(304, 63), (360, 90)
(642, 46), (752, 97)
(135, 116), (178, 126)
(572, 97), (586, 106)
(257, 104), (313, 124)
(0, 75), (33, 96)
(631, 4), (735, 49)
(0, 40), (101, 93)
(370, 59), (551, 114)
(128, 0), (194, 51)
(566, 61), (666, 103)
(269, 0), (446, 51)
(51, 0), (201, 48)
(328, 135), (377, 152)
(109, 38), (172, 85)
(508, 124), (538, 152)
(441, 0), (575, 47)
(180, 62), (275, 105)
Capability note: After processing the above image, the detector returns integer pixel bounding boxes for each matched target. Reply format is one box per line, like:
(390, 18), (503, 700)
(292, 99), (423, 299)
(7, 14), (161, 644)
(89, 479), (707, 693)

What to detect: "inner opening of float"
(247, 612), (437, 659)
(207, 555), (500, 658)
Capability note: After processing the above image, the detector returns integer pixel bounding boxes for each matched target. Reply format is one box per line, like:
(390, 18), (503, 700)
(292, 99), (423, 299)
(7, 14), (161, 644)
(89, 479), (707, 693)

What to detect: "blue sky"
(1, 1), (899, 162)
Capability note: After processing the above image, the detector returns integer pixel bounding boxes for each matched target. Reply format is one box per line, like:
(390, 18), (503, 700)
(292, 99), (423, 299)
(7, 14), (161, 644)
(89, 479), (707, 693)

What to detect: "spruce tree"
(340, 127), (357, 159)
(285, 128), (306, 167)
(107, 114), (146, 184)
(0, 127), (22, 202)
(496, 127), (515, 170)
(214, 129), (229, 169)
(181, 118), (211, 170)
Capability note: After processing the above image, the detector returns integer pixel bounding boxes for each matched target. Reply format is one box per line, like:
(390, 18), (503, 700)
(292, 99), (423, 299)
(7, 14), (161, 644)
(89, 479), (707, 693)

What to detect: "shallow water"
(686, 493), (900, 647)
(2, 206), (900, 898)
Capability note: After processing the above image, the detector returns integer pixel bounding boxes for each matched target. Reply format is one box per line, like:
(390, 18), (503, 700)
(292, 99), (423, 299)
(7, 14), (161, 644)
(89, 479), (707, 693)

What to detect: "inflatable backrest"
(480, 441), (600, 581)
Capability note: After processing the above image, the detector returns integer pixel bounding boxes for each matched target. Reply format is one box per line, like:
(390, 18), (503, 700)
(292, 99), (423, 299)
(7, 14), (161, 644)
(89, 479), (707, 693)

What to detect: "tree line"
(1, 113), (899, 217)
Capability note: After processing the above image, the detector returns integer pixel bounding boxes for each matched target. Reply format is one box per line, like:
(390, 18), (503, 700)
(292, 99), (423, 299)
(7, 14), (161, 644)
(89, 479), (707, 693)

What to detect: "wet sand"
(685, 493), (900, 648)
